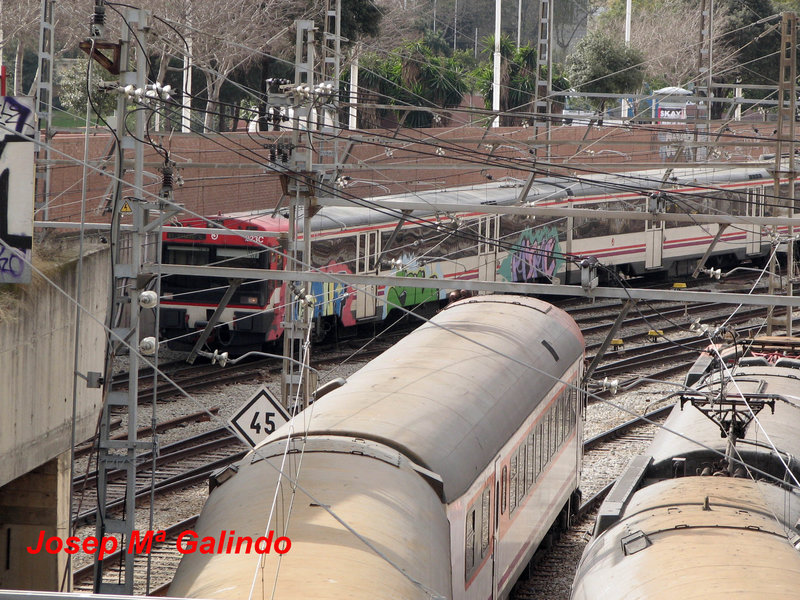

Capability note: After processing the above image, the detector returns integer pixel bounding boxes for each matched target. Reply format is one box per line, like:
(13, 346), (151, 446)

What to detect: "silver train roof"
(257, 295), (584, 502)
(268, 162), (773, 232)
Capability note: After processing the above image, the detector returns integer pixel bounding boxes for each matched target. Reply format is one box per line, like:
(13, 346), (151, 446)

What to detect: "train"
(571, 334), (800, 599)
(168, 295), (585, 600)
(159, 161), (789, 353)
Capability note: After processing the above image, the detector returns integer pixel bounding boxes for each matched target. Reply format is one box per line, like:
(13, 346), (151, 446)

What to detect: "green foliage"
(566, 30), (644, 110)
(56, 59), (118, 122)
(341, 0), (383, 41)
(474, 35), (571, 124)
(716, 0), (780, 89)
(353, 35), (469, 128)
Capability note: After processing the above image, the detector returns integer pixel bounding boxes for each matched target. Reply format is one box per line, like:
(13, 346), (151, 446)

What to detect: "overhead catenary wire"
(6, 229), (799, 599)
(14, 3), (800, 596)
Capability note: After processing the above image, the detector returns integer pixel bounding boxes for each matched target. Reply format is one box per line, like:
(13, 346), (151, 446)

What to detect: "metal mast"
(532, 0), (553, 163)
(35, 0), (55, 219)
(769, 12), (797, 335)
(92, 9), (154, 593)
(281, 21), (316, 412)
(697, 0), (713, 160)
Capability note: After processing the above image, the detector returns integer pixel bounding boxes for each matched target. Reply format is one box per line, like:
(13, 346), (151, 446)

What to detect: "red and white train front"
(159, 215), (286, 352)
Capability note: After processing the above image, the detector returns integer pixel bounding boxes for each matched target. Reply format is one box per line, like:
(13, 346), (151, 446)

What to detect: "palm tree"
(477, 35), (569, 126)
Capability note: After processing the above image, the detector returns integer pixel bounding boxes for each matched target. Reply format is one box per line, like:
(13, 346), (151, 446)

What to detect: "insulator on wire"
(160, 166), (174, 198)
(90, 0), (106, 38)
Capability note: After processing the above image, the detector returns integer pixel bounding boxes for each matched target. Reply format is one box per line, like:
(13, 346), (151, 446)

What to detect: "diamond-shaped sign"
(229, 387), (290, 448)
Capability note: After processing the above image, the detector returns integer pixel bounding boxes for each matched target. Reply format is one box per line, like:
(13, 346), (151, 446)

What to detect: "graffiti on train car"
(499, 226), (563, 282)
(309, 262), (357, 326)
(386, 267), (438, 311)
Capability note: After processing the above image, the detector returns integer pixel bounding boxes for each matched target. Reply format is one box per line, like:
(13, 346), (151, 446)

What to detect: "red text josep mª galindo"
(27, 530), (292, 560)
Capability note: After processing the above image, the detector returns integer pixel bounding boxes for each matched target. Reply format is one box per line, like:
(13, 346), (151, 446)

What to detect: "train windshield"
(161, 244), (269, 305)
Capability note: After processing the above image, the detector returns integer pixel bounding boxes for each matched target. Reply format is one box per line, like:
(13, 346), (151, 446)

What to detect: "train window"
(313, 238), (358, 272)
(517, 447), (526, 506)
(215, 247), (262, 269)
(564, 393), (571, 436)
(537, 422), (544, 475)
(465, 508), (476, 576)
(481, 488), (490, 558)
(509, 455), (518, 514)
(556, 395), (563, 443)
(501, 466), (508, 515)
(526, 433), (535, 489)
(544, 410), (551, 460)
(165, 246), (211, 266)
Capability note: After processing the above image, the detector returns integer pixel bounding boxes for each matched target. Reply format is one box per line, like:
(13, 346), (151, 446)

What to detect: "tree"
(566, 30), (644, 112)
(553, 0), (599, 63)
(353, 35), (468, 128)
(57, 58), (118, 122)
(475, 35), (571, 125)
(715, 0), (781, 89)
(591, 0), (733, 89)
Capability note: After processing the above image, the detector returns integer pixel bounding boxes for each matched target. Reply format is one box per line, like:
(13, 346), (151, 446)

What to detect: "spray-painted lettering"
(386, 268), (438, 310)
(0, 244), (25, 278)
(0, 96), (34, 284)
(499, 226), (563, 283)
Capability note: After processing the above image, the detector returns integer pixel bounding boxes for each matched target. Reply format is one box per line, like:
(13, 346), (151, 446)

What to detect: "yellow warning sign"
(120, 200), (132, 214)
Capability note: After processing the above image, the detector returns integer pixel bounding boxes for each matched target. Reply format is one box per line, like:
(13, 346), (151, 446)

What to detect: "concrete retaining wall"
(0, 245), (108, 488)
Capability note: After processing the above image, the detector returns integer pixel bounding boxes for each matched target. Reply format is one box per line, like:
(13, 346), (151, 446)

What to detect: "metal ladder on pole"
(768, 12), (797, 336)
(35, 0), (55, 218)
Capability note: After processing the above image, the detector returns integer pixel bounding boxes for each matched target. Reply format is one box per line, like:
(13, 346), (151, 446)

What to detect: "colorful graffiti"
(386, 268), (438, 311)
(309, 262), (357, 327)
(498, 226), (563, 283)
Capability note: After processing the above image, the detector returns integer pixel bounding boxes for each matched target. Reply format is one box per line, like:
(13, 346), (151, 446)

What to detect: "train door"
(492, 455), (504, 600)
(356, 231), (378, 318)
(645, 218), (664, 269)
(746, 187), (764, 255)
(478, 216), (499, 281)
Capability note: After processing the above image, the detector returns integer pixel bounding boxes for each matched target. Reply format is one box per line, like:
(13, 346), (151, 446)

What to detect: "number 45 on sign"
(229, 388), (290, 448)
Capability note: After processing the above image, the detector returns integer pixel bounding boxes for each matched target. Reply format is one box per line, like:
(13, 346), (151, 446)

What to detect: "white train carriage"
(169, 295), (585, 600)
(160, 162), (784, 353)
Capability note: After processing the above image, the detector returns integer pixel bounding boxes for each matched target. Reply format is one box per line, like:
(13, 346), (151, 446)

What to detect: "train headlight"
(242, 295), (260, 305)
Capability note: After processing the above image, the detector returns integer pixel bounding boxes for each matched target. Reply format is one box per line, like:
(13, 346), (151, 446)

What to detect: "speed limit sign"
(229, 387), (290, 448)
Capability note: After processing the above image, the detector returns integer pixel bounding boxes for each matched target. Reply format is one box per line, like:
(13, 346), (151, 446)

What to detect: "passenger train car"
(571, 336), (800, 599)
(169, 295), (585, 600)
(159, 162), (786, 351)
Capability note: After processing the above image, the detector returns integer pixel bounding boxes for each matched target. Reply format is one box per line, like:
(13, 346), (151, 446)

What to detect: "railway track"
(72, 426), (245, 527)
(80, 277), (782, 599)
(74, 407), (221, 459)
(72, 515), (199, 594)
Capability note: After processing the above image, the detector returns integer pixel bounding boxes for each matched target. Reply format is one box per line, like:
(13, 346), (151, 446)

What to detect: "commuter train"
(159, 162), (785, 351)
(571, 335), (800, 599)
(169, 295), (585, 600)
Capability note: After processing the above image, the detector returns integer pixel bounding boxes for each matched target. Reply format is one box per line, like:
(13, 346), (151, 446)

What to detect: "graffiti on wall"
(0, 96), (35, 284)
(498, 226), (563, 283)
